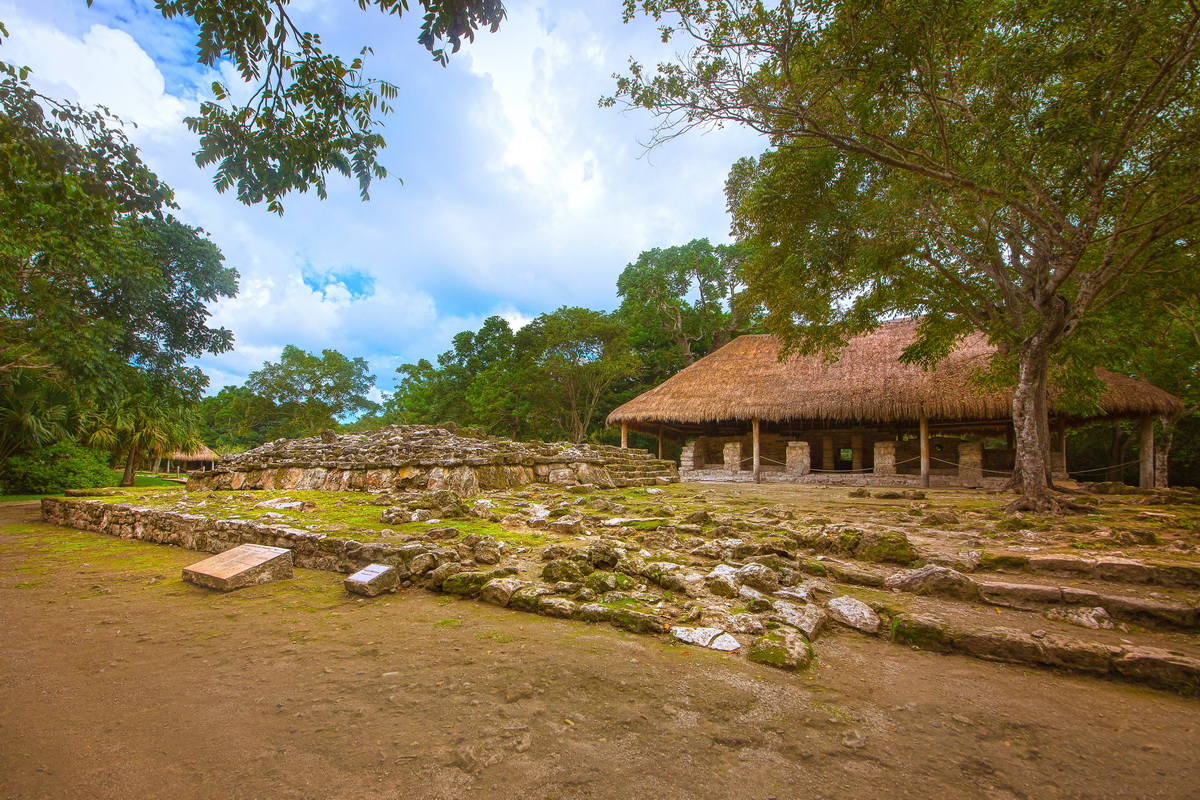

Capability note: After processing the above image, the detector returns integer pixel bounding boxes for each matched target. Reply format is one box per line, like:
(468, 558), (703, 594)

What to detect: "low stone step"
(977, 551), (1200, 589)
(889, 612), (1200, 695)
(978, 581), (1200, 631)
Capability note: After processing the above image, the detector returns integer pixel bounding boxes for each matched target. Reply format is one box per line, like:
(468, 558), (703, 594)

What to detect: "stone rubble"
(186, 424), (678, 494)
(39, 478), (1200, 694)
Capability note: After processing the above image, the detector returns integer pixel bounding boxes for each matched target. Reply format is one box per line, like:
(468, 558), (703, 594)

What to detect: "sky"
(1, 0), (763, 397)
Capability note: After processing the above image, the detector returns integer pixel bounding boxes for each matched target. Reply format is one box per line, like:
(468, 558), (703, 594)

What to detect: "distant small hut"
(607, 319), (1182, 488)
(163, 445), (220, 474)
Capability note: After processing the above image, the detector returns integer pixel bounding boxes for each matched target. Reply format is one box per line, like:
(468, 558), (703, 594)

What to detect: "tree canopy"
(613, 0), (1200, 509)
(148, 0), (506, 212)
(246, 345), (379, 435)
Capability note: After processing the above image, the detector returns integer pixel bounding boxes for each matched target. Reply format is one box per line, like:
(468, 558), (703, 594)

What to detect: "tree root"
(1004, 490), (1096, 515)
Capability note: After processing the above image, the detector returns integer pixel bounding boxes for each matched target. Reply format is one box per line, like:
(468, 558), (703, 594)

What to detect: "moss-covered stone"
(853, 530), (919, 564)
(542, 558), (585, 583)
(889, 613), (955, 652)
(609, 608), (667, 634)
(747, 630), (812, 671)
(979, 552), (1031, 570)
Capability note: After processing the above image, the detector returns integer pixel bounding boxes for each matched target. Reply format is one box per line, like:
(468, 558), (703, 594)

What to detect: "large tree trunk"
(120, 445), (138, 488)
(1008, 339), (1058, 512)
(1155, 416), (1176, 488)
(1107, 424), (1130, 482)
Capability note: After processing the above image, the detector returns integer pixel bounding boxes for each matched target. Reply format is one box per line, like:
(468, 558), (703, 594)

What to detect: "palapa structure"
(162, 444), (220, 474)
(607, 318), (1182, 488)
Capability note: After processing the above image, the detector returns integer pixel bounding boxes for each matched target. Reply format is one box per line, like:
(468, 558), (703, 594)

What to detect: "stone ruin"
(185, 424), (678, 495)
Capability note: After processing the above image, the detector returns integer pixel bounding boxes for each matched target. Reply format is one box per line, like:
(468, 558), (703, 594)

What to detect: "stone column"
(822, 436), (834, 471)
(850, 434), (864, 472)
(723, 441), (743, 473)
(874, 441), (896, 476)
(786, 441), (811, 475)
(680, 441), (697, 472)
(958, 441), (983, 485)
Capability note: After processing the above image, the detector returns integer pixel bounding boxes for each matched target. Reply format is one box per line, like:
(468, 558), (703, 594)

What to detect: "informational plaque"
(344, 563), (400, 597)
(182, 544), (293, 591)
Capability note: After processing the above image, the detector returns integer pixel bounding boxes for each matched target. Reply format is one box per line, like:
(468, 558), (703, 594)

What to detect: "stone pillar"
(786, 441), (811, 475)
(851, 434), (864, 472)
(958, 441), (983, 485)
(680, 441), (697, 472)
(723, 441), (743, 472)
(822, 436), (834, 471)
(874, 441), (896, 476)
(1139, 417), (1155, 489)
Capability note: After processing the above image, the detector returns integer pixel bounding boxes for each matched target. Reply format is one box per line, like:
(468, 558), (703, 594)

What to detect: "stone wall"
(40, 498), (458, 579)
(187, 425), (678, 495)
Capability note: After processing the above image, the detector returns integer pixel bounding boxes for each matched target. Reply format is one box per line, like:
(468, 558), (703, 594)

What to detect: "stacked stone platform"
(186, 425), (678, 495)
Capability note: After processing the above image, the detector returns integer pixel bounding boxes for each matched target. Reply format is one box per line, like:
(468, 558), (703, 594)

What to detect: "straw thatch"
(167, 444), (220, 462)
(608, 318), (1182, 432)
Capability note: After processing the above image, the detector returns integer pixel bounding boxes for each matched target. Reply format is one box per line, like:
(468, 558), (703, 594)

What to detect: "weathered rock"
(537, 597), (577, 618)
(884, 565), (981, 601)
(609, 608), (667, 634)
(748, 630), (813, 671)
(826, 596), (881, 633)
(577, 603), (614, 622)
(542, 558), (585, 583)
(182, 544), (293, 591)
(343, 563), (400, 596)
(480, 578), (529, 607)
(736, 563), (781, 594)
(1045, 606), (1115, 630)
(773, 600), (829, 640)
(670, 627), (740, 651)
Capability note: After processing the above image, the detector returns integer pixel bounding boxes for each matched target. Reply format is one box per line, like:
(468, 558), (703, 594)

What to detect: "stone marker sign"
(182, 544), (293, 591)
(344, 563), (400, 597)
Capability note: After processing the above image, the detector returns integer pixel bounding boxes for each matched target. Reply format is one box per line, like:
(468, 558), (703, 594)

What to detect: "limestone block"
(182, 544), (293, 591)
(958, 441), (984, 485)
(873, 441), (896, 476)
(344, 563), (400, 596)
(786, 441), (811, 475)
(723, 441), (743, 472)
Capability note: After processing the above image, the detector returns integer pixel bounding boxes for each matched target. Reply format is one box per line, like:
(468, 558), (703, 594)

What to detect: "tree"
(612, 0), (1200, 510)
(616, 238), (760, 370)
(82, 380), (203, 487)
(1, 54), (238, 397)
(115, 0), (506, 212)
(518, 307), (641, 443)
(247, 345), (378, 435)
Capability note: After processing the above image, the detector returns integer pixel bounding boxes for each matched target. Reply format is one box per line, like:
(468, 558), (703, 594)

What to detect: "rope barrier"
(1067, 459), (1142, 475)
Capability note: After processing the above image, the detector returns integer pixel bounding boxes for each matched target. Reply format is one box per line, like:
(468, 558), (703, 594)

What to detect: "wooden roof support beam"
(752, 417), (761, 484)
(919, 412), (930, 488)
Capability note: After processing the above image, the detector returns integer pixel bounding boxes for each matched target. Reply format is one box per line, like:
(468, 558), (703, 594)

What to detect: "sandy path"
(1, 501), (1196, 800)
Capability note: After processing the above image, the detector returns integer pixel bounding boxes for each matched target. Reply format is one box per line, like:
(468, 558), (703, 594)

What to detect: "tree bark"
(120, 445), (138, 488)
(1107, 424), (1130, 483)
(1008, 340), (1056, 511)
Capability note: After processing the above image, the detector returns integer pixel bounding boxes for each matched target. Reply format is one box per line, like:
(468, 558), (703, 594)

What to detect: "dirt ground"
(2, 501), (1198, 800)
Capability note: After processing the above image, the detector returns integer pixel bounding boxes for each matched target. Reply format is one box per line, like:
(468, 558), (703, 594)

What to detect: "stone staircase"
(591, 446), (679, 488)
(796, 549), (1200, 694)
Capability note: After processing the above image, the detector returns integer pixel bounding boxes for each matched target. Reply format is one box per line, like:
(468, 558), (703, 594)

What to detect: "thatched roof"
(608, 319), (1182, 431)
(168, 444), (220, 461)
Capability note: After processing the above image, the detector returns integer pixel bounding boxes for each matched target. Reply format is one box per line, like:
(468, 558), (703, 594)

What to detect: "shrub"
(1, 442), (113, 494)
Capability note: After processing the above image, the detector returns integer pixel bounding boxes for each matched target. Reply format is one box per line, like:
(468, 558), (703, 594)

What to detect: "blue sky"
(1, 0), (762, 396)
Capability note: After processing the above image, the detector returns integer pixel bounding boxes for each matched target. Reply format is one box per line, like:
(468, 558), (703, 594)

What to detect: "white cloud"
(2, 0), (766, 397)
